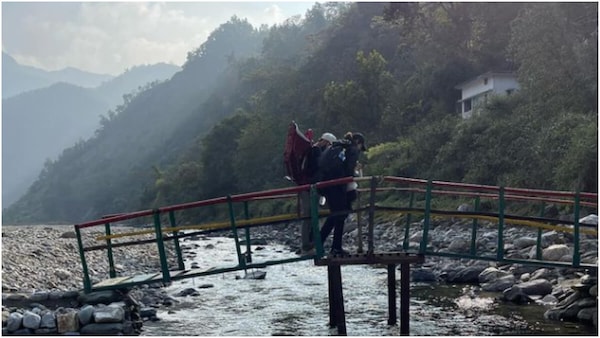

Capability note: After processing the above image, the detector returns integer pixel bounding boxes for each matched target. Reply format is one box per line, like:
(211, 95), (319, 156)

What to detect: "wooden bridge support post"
(387, 264), (397, 325)
(327, 264), (347, 335)
(400, 263), (410, 336)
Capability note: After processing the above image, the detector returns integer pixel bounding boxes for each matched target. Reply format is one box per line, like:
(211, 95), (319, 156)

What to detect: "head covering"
(352, 132), (367, 151)
(320, 132), (337, 144)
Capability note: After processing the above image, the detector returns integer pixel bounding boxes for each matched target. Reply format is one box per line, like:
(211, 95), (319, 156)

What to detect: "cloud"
(2, 2), (314, 75)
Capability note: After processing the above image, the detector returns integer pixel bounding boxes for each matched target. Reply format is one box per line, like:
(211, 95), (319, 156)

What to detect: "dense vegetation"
(4, 2), (597, 224)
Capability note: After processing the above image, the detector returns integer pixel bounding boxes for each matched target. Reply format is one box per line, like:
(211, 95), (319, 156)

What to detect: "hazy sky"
(2, 1), (316, 75)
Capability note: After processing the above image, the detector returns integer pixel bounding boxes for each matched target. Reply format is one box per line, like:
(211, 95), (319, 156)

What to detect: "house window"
(506, 89), (514, 95)
(483, 78), (488, 85)
(463, 99), (472, 112)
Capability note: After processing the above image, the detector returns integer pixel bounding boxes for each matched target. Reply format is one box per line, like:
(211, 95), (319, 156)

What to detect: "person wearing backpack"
(298, 132), (337, 255)
(317, 132), (367, 256)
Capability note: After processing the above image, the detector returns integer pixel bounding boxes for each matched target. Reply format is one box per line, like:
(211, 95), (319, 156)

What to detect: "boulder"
(6, 312), (23, 332)
(577, 307), (597, 323)
(39, 311), (56, 329)
(518, 279), (553, 296)
(93, 305), (124, 323)
(479, 267), (511, 283)
(78, 304), (94, 325)
(503, 287), (533, 304)
(446, 266), (486, 283)
(22, 311), (41, 330)
(78, 290), (122, 305)
(542, 244), (571, 261)
(412, 268), (437, 282)
(513, 237), (537, 250)
(482, 274), (516, 292)
(56, 309), (79, 333)
(80, 323), (124, 335)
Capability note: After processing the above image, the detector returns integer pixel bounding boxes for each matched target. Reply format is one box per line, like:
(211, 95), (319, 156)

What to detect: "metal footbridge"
(74, 175), (597, 334)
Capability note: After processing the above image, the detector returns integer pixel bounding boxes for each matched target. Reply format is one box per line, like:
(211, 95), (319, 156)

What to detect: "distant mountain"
(2, 52), (114, 98)
(94, 63), (181, 103)
(2, 83), (111, 207)
(2, 55), (181, 207)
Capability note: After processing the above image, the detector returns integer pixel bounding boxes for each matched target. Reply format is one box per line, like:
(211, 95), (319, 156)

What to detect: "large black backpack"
(317, 142), (350, 181)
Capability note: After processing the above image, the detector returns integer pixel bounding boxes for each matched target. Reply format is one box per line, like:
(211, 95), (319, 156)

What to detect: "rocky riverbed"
(2, 215), (598, 334)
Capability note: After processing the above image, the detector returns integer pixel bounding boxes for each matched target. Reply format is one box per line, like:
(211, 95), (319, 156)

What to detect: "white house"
(455, 71), (520, 119)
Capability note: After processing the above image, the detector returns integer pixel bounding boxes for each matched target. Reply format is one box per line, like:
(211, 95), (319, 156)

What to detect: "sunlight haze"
(2, 2), (316, 75)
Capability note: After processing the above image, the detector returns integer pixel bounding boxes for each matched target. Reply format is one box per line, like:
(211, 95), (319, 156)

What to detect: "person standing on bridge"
(298, 132), (337, 255)
(317, 132), (367, 256)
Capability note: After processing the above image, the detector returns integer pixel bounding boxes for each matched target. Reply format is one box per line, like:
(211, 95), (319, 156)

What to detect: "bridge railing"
(363, 176), (598, 268)
(74, 175), (597, 292)
(74, 178), (358, 292)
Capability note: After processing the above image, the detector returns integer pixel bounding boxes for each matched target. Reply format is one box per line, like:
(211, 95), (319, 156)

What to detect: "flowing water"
(142, 236), (596, 336)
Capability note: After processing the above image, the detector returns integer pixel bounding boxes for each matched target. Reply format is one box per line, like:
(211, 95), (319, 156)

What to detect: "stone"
(589, 285), (597, 297)
(5, 293), (27, 301)
(93, 305), (124, 323)
(80, 323), (124, 335)
(78, 290), (121, 305)
(503, 287), (533, 304)
(542, 244), (571, 261)
(446, 266), (485, 283)
(29, 291), (49, 302)
(478, 267), (510, 283)
(22, 310), (41, 329)
(54, 268), (72, 280)
(579, 214), (598, 225)
(6, 312), (23, 332)
(412, 268), (437, 282)
(518, 279), (553, 296)
(78, 305), (94, 325)
(448, 237), (470, 253)
(176, 288), (199, 297)
(140, 307), (157, 319)
(577, 307), (596, 322)
(540, 294), (558, 305)
(40, 311), (56, 329)
(56, 309), (79, 333)
(557, 291), (581, 308)
(482, 274), (516, 292)
(513, 237), (537, 250)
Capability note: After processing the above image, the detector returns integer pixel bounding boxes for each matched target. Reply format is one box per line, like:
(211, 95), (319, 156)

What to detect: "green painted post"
(168, 211), (185, 270)
(469, 196), (480, 256)
(419, 180), (432, 254)
(244, 201), (253, 263)
(227, 196), (245, 268)
(311, 185), (324, 258)
(75, 227), (92, 293)
(497, 187), (505, 261)
(573, 191), (581, 267)
(367, 176), (377, 253)
(356, 191), (363, 254)
(104, 223), (116, 278)
(536, 202), (545, 260)
(153, 210), (171, 283)
(403, 191), (414, 251)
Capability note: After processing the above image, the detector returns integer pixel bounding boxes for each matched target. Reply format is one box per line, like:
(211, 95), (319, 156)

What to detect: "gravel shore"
(2, 224), (168, 293)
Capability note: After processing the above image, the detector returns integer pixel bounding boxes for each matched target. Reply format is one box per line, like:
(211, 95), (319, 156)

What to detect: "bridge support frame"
(319, 253), (423, 335)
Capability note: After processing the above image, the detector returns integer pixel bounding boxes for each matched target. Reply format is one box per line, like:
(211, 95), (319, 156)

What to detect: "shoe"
(330, 248), (350, 257)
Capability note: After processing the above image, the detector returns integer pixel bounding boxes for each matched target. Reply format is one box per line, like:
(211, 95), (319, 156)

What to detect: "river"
(141, 236), (596, 336)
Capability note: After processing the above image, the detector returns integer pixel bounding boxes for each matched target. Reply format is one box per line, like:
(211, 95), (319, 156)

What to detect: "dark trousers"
(319, 185), (352, 251)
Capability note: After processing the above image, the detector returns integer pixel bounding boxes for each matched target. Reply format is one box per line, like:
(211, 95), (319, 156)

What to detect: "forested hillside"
(2, 59), (180, 207)
(4, 3), (597, 225)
